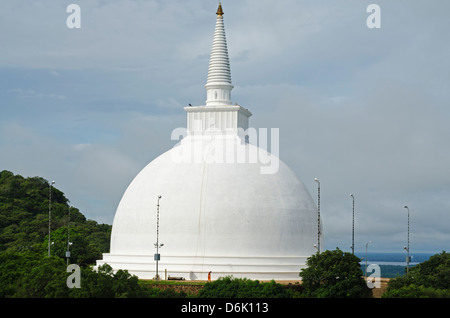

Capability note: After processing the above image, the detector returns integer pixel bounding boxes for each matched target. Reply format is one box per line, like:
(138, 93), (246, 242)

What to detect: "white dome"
(97, 136), (319, 280)
(96, 3), (321, 281)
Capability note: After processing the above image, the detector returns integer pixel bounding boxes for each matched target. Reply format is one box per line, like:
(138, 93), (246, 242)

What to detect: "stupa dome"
(96, 3), (321, 281)
(101, 135), (318, 280)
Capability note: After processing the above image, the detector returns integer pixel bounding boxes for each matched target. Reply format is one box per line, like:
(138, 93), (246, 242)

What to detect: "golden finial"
(216, 2), (224, 16)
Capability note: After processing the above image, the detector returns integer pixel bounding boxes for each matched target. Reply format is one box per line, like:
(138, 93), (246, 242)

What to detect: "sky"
(1, 0), (449, 254)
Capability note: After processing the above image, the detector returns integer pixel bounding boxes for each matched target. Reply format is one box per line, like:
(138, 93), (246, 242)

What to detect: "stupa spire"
(185, 2), (251, 137)
(205, 2), (233, 106)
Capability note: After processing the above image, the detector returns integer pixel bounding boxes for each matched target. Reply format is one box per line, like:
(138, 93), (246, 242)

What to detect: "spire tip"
(216, 2), (224, 16)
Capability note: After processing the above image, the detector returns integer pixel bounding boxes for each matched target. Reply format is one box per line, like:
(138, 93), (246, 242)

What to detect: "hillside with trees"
(383, 251), (450, 297)
(0, 170), (111, 264)
(0, 170), (178, 298)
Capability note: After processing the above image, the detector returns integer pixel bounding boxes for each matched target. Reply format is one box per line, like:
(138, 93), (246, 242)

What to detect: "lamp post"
(350, 194), (355, 254)
(48, 180), (55, 257)
(365, 240), (372, 281)
(314, 178), (321, 253)
(66, 206), (71, 265)
(154, 195), (164, 280)
(404, 205), (410, 274)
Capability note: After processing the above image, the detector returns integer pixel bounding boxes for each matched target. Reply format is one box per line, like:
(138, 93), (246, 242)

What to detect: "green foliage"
(300, 248), (370, 298)
(68, 264), (152, 298)
(0, 171), (191, 298)
(0, 251), (68, 297)
(382, 284), (450, 298)
(197, 276), (291, 298)
(383, 251), (450, 298)
(414, 251), (450, 289)
(0, 170), (111, 264)
(0, 251), (181, 298)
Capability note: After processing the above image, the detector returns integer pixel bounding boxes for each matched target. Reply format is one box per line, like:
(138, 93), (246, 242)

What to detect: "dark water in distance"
(354, 252), (437, 277)
(355, 252), (435, 266)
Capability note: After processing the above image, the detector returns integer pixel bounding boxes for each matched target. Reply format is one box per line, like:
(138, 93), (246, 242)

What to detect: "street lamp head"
(350, 193), (354, 198)
(158, 195), (162, 199)
(51, 181), (55, 185)
(314, 178), (319, 183)
(404, 205), (408, 209)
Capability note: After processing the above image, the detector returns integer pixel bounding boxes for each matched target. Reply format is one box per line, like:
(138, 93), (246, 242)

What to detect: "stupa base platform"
(95, 253), (309, 281)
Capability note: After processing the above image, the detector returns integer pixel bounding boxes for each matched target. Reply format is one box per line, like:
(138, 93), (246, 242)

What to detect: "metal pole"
(155, 195), (162, 280)
(314, 178), (320, 253)
(351, 194), (355, 254)
(48, 180), (55, 257)
(404, 206), (410, 274)
(67, 206), (71, 266)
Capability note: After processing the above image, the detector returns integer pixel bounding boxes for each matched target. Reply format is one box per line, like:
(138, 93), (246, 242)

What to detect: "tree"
(0, 170), (111, 261)
(197, 276), (291, 298)
(0, 251), (157, 298)
(0, 251), (68, 297)
(300, 248), (370, 298)
(383, 251), (450, 298)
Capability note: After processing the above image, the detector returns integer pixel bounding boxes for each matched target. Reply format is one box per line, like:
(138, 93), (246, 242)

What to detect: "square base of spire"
(184, 105), (252, 136)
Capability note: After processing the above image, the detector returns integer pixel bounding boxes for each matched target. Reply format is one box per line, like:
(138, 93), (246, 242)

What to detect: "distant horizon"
(354, 251), (440, 255)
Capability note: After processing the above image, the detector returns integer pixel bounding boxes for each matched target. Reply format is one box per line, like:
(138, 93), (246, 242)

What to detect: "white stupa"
(96, 3), (321, 281)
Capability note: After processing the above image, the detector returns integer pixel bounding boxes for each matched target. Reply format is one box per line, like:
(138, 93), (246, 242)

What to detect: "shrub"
(383, 251), (450, 298)
(197, 276), (290, 298)
(300, 248), (370, 298)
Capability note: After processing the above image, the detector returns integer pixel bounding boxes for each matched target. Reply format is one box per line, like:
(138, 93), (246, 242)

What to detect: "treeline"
(0, 251), (188, 298)
(383, 251), (450, 297)
(0, 170), (111, 264)
(0, 170), (185, 298)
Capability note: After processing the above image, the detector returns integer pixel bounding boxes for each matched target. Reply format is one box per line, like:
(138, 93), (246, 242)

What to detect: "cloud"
(0, 0), (212, 71)
(0, 108), (184, 224)
(8, 88), (66, 100)
(0, 122), (136, 224)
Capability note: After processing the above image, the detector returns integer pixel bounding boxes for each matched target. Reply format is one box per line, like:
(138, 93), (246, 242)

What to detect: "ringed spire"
(205, 2), (233, 106)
